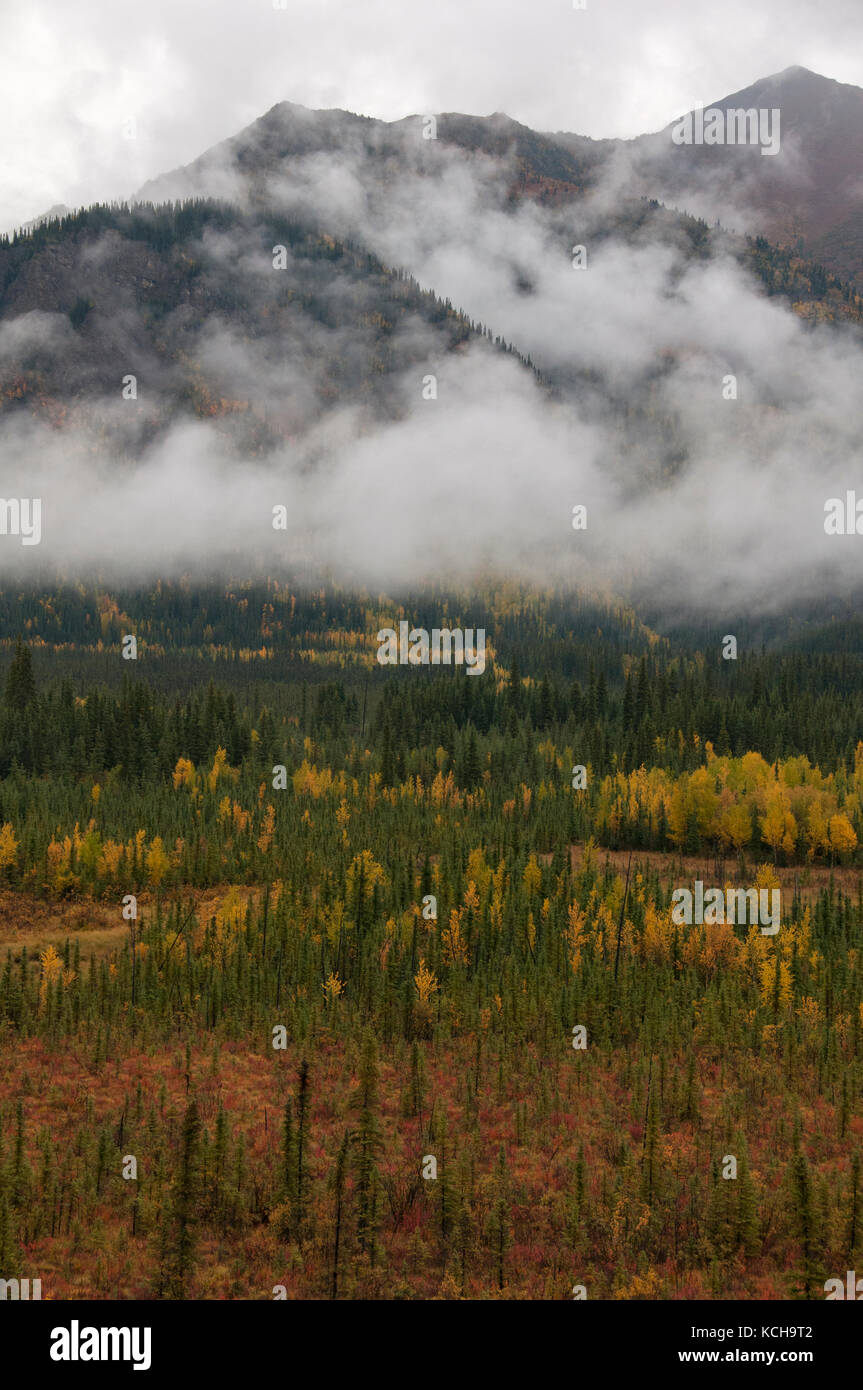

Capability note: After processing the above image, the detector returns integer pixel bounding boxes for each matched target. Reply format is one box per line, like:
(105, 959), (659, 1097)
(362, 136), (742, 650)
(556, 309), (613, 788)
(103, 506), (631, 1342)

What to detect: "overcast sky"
(3, 0), (863, 232)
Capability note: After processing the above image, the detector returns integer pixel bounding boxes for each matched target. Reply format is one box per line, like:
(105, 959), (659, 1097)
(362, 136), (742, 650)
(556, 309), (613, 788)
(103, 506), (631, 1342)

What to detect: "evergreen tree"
(354, 1031), (383, 1264)
(5, 638), (35, 712)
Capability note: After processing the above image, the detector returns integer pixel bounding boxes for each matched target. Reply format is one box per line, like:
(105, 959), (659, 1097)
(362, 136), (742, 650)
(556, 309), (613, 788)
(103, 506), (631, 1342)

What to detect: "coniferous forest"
(1, 582), (862, 1301)
(6, 19), (863, 1342)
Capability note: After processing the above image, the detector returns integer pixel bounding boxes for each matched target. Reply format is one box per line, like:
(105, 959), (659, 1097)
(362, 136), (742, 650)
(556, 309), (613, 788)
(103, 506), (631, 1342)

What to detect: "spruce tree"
(354, 1030), (383, 1264)
(4, 638), (35, 713)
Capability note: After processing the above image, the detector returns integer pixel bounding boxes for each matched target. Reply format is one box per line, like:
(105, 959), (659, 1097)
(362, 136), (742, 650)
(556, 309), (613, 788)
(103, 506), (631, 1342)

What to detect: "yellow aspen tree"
(0, 822), (18, 875)
(828, 813), (857, 860)
(146, 836), (171, 887)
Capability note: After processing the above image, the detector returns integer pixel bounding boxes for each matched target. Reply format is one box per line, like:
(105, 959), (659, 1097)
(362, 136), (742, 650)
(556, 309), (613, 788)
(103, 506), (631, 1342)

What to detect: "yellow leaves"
(207, 887), (248, 963)
(96, 838), (124, 882)
(466, 847), (492, 900)
(760, 786), (797, 859)
(759, 952), (793, 1010)
(442, 907), (470, 967)
(489, 895), (504, 933)
(91, 783), (101, 804)
(39, 943), (62, 977)
(414, 957), (439, 1004)
(218, 798), (250, 835)
(39, 944), (63, 1008)
(173, 757), (197, 792)
(689, 920), (739, 975)
(739, 750), (773, 792)
(717, 800), (751, 853)
(346, 849), (387, 900)
(323, 899), (346, 948)
(522, 853), (542, 897)
(667, 767), (719, 846)
(207, 746), (229, 794)
(828, 812), (857, 858)
(614, 1267), (664, 1301)
(797, 995), (822, 1028)
(565, 901), (586, 973)
(537, 737), (558, 769)
(805, 800), (830, 858)
(666, 783), (688, 848)
(322, 971), (345, 1005)
(0, 822), (18, 874)
(457, 880), (477, 917)
(431, 769), (460, 808)
(754, 863), (780, 892)
(293, 759), (333, 799)
(46, 832), (75, 893)
(145, 836), (171, 888)
(366, 770), (381, 811)
(642, 901), (672, 965)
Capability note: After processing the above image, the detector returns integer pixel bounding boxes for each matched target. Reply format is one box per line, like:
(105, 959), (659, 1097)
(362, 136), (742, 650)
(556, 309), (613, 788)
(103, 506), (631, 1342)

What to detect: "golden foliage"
(414, 958), (439, 1003)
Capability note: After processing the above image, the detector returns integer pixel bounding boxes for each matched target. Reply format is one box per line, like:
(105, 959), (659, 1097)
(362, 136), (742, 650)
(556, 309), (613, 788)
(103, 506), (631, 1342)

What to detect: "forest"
(0, 581), (861, 1299)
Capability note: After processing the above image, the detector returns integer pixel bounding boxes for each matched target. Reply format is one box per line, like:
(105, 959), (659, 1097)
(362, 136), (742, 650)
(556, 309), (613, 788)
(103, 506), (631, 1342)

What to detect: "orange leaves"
(97, 838), (124, 882)
(218, 797), (251, 836)
(293, 759), (333, 799)
(257, 803), (276, 853)
(431, 769), (460, 808)
(565, 901), (586, 973)
(0, 822), (18, 875)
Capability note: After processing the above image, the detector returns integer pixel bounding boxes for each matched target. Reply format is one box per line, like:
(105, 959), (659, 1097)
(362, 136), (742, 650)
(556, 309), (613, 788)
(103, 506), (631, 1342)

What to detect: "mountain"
(136, 101), (607, 211)
(616, 66), (863, 284)
(0, 201), (536, 456)
(2, 75), (863, 541)
(136, 69), (863, 286)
